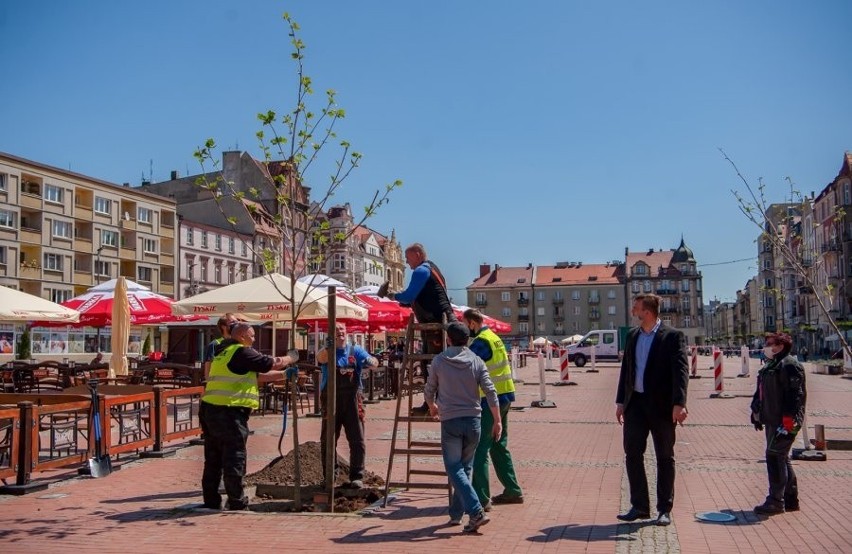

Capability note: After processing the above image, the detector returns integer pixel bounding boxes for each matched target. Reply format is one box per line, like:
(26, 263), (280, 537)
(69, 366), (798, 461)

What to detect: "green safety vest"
(477, 327), (515, 397)
(202, 343), (260, 410)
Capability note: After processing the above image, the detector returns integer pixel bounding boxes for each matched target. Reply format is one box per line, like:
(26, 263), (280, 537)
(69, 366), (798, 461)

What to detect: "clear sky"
(2, 1), (850, 304)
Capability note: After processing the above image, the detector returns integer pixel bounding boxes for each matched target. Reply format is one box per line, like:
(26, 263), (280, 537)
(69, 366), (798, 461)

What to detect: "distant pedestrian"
(800, 345), (808, 362)
(425, 321), (502, 533)
(750, 332), (806, 515)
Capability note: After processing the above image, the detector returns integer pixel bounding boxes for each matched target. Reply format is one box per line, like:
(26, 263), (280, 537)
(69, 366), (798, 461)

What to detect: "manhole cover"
(38, 494), (69, 500)
(695, 511), (736, 523)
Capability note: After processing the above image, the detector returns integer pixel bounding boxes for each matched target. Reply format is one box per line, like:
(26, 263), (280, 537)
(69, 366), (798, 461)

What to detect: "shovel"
(88, 380), (112, 478)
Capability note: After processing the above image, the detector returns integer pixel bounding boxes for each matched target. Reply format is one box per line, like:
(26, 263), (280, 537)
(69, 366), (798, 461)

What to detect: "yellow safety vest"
(476, 327), (515, 397)
(202, 343), (260, 410)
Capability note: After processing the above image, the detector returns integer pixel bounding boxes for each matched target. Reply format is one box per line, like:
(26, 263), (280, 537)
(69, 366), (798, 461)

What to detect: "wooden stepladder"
(383, 314), (449, 506)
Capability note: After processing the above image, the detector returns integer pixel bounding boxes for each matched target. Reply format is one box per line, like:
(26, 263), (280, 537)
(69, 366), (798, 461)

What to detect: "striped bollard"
(689, 346), (700, 379)
(710, 347), (732, 398)
(554, 348), (576, 386)
(545, 345), (555, 371)
(738, 345), (750, 378)
(532, 351), (557, 407)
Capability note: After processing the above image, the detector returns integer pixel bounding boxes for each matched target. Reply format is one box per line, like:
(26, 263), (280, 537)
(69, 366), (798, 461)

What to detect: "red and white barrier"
(554, 348), (577, 386)
(710, 347), (732, 398)
(531, 351), (557, 407)
(739, 345), (750, 377)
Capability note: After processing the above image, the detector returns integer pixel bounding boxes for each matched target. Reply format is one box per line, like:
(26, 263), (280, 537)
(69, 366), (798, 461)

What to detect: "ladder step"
(389, 481), (451, 490)
(392, 448), (443, 456)
(405, 354), (437, 362)
(409, 469), (447, 477)
(412, 323), (444, 331)
(409, 440), (441, 448)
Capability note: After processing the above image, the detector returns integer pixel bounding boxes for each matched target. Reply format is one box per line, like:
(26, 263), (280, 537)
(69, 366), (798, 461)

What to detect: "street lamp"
(95, 245), (104, 284)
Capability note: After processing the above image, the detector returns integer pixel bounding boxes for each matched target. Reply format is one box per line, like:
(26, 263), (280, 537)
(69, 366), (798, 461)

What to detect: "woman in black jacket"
(750, 332), (807, 515)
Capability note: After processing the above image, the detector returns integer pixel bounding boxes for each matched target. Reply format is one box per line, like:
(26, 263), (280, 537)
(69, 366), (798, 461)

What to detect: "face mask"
(763, 346), (776, 359)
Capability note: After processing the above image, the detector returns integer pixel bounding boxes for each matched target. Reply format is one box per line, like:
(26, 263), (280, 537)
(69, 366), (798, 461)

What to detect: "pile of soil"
(246, 441), (385, 513)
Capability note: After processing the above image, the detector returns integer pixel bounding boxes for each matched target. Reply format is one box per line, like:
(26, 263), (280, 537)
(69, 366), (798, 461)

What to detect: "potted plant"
(16, 328), (31, 360)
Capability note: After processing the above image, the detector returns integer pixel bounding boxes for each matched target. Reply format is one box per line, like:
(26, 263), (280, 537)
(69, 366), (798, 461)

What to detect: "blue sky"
(2, 1), (850, 304)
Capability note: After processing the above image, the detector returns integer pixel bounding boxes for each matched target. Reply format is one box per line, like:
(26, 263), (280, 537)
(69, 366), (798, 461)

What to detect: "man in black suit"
(615, 293), (689, 526)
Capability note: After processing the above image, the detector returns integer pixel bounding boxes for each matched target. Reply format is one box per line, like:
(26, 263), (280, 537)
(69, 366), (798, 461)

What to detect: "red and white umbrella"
(56, 278), (205, 327)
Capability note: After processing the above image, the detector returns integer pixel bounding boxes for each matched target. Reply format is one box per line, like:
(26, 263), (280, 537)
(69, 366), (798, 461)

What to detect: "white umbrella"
(297, 273), (349, 289)
(171, 273), (367, 321)
(561, 334), (585, 345)
(532, 336), (551, 346)
(0, 285), (80, 322)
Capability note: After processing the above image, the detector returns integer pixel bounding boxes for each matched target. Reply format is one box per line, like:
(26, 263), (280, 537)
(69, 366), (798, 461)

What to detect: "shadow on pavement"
(101, 490), (201, 504)
(331, 524), (453, 544)
(527, 522), (654, 543)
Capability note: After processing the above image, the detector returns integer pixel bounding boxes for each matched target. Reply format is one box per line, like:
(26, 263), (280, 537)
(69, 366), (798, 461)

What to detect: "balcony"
(475, 298), (488, 307)
(20, 227), (42, 244)
(552, 298), (564, 305)
(588, 297), (600, 305)
(553, 315), (565, 322)
(19, 265), (42, 280)
(73, 271), (93, 287)
(160, 223), (174, 239)
(74, 237), (93, 253)
(120, 218), (137, 231)
(120, 246), (137, 260)
(518, 314), (529, 322)
(517, 297), (529, 307)
(681, 307), (691, 316)
(656, 288), (678, 295)
(75, 205), (93, 220)
(821, 240), (841, 253)
(160, 251), (175, 266)
(660, 306), (679, 314)
(20, 193), (41, 210)
(589, 311), (600, 320)
(158, 281), (174, 296)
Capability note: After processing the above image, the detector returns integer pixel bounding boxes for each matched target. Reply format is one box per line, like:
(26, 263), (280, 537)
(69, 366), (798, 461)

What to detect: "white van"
(566, 329), (620, 367)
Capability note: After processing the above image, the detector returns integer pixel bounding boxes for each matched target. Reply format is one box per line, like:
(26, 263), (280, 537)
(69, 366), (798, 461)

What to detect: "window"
(684, 315), (692, 327)
(228, 237), (235, 254)
(186, 227), (194, 246)
(634, 264), (646, 275)
(333, 254), (346, 271)
(47, 289), (72, 303)
(137, 207), (152, 224)
(0, 209), (16, 229)
(572, 321), (579, 331)
(537, 307), (545, 316)
(0, 173), (7, 192)
(44, 184), (64, 204)
(95, 260), (110, 278)
(518, 292), (528, 300)
(571, 290), (580, 300)
(763, 258), (772, 269)
(101, 230), (118, 247)
(201, 231), (208, 248)
(643, 280), (652, 292)
(215, 234), (222, 251)
(215, 263), (222, 284)
(242, 241), (247, 256)
(519, 307), (529, 316)
(608, 306), (616, 315)
(554, 291), (563, 300)
(142, 238), (157, 253)
(138, 266), (152, 282)
(52, 220), (72, 239)
(200, 261), (208, 282)
(94, 196), (111, 215)
(607, 289), (616, 299)
(537, 321), (546, 332)
(574, 306), (581, 315)
(845, 183), (850, 206)
(519, 322), (529, 334)
(44, 253), (63, 271)
(476, 292), (486, 303)
(0, 246), (6, 265)
(502, 307), (511, 317)
(501, 292), (510, 302)
(696, 280), (701, 292)
(537, 291), (545, 301)
(228, 265), (235, 284)
(603, 333), (615, 345)
(682, 280), (690, 292)
(631, 282), (640, 293)
(589, 290), (600, 302)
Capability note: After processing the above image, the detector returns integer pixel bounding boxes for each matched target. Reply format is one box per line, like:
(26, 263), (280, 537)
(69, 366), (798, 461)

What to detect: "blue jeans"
(441, 416), (483, 520)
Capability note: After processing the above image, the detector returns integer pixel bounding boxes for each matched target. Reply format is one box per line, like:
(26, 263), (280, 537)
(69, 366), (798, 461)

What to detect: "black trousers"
(320, 387), (365, 482)
(201, 402), (250, 509)
(764, 427), (798, 505)
(623, 393), (677, 513)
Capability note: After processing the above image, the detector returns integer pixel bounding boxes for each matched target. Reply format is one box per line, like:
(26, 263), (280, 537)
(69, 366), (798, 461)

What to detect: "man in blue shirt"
(379, 243), (456, 413)
(316, 323), (378, 488)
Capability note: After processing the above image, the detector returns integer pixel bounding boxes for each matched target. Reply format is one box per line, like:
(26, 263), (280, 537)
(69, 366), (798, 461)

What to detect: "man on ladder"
(379, 242), (456, 414)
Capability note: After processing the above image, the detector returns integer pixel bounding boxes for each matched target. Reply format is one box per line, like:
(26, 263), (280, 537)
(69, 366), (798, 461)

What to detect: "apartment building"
(624, 239), (705, 345)
(0, 152), (177, 300)
(467, 264), (535, 344)
(310, 203), (404, 291)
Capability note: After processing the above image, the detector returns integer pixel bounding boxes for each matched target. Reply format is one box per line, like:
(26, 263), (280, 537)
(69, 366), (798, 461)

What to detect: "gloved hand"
(377, 281), (390, 298)
(287, 349), (300, 363)
(750, 412), (763, 431)
(285, 366), (299, 380)
(782, 415), (795, 433)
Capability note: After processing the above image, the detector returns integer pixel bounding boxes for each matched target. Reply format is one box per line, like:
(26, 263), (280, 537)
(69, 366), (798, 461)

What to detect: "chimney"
(170, 170), (179, 180)
(527, 262), (532, 269)
(647, 248), (654, 255)
(479, 264), (491, 278)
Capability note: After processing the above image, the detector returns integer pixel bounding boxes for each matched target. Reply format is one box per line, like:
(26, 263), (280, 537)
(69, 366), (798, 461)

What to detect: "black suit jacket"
(616, 323), (689, 417)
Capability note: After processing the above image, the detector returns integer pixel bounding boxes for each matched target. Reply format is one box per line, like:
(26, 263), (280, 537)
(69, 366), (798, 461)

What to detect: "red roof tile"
(535, 264), (621, 286)
(469, 266), (534, 288)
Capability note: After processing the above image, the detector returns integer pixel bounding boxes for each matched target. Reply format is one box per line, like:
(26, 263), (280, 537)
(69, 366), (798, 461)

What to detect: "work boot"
(754, 500), (784, 515)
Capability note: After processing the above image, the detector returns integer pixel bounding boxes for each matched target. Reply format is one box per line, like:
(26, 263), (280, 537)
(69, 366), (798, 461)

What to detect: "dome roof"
(672, 237), (695, 263)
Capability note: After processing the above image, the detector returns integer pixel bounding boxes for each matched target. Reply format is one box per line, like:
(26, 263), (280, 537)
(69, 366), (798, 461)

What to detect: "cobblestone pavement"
(1, 356), (850, 553)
